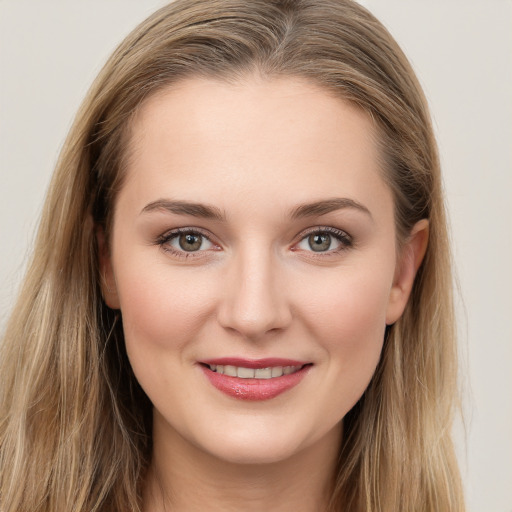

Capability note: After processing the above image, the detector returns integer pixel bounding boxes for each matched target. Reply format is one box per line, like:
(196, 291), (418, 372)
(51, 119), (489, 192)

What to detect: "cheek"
(330, 279), (388, 379)
(293, 259), (393, 394)
(114, 259), (218, 355)
(298, 263), (392, 341)
(114, 260), (223, 410)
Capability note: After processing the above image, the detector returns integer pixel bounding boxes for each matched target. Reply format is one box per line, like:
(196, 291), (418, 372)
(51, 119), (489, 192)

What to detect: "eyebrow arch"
(289, 198), (372, 220)
(140, 199), (226, 221)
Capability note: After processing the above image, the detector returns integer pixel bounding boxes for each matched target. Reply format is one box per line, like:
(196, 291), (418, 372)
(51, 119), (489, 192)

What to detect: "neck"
(143, 416), (342, 512)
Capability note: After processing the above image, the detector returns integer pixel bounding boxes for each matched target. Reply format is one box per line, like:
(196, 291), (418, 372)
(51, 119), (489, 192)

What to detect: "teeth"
(209, 364), (302, 378)
(237, 367), (255, 378)
(223, 365), (237, 377)
(271, 367), (283, 377)
(254, 367), (272, 379)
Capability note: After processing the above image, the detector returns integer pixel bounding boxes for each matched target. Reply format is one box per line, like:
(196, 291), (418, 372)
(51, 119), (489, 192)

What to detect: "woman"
(0, 0), (465, 510)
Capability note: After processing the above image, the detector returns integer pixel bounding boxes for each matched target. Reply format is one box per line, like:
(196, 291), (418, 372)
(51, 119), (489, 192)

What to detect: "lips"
(199, 358), (312, 401)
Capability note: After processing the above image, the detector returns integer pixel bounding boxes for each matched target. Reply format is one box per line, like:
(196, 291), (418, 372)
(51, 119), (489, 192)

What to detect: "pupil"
(179, 233), (202, 251)
(309, 233), (331, 252)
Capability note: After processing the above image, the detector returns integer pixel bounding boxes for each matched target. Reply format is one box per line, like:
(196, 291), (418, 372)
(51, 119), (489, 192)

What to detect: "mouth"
(205, 363), (304, 379)
(199, 358), (312, 401)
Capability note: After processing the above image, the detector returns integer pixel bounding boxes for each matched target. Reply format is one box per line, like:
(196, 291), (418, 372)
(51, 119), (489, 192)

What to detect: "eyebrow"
(141, 199), (226, 221)
(140, 197), (372, 221)
(289, 197), (372, 220)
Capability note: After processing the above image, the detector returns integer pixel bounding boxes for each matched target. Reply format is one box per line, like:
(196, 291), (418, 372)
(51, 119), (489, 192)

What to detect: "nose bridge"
(217, 243), (291, 340)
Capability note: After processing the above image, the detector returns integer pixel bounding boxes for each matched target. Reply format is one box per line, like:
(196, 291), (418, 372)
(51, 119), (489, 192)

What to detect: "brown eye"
(179, 232), (203, 251)
(308, 233), (332, 252)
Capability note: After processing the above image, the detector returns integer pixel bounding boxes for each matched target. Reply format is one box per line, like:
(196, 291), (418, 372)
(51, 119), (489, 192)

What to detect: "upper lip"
(200, 357), (309, 369)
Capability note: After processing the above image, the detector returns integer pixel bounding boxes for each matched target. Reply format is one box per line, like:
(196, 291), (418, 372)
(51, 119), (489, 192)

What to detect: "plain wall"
(1, 1), (511, 510)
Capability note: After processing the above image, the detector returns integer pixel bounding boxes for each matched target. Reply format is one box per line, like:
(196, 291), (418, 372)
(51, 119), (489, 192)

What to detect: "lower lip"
(200, 365), (311, 401)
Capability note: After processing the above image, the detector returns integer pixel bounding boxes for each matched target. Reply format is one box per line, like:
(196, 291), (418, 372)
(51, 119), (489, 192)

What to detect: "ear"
(96, 226), (120, 309)
(386, 219), (429, 325)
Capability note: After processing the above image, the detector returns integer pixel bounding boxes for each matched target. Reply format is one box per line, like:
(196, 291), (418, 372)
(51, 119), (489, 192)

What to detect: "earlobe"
(96, 226), (121, 310)
(385, 219), (429, 325)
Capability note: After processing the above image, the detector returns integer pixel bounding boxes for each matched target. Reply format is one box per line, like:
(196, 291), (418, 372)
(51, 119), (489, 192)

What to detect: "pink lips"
(199, 358), (311, 401)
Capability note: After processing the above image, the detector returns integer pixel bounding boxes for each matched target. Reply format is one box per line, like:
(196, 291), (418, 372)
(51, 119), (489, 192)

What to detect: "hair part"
(0, 1), (464, 510)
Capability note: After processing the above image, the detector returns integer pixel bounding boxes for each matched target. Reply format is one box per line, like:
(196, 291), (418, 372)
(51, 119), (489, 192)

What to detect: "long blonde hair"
(0, 1), (464, 510)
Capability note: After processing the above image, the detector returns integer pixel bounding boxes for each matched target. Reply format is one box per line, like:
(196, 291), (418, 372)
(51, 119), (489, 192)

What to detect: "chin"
(206, 438), (303, 466)
(190, 418), (325, 466)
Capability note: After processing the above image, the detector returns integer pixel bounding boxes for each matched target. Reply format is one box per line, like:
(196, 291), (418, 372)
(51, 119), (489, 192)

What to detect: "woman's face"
(101, 77), (423, 465)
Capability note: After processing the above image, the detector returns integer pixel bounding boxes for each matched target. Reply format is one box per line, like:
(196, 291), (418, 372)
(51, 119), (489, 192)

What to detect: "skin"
(99, 76), (428, 511)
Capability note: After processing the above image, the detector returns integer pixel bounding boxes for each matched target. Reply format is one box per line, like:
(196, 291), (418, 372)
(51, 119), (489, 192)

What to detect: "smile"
(208, 364), (303, 379)
(200, 358), (312, 401)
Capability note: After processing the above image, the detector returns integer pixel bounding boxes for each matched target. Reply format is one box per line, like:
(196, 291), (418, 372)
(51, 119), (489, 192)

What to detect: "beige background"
(1, 1), (511, 510)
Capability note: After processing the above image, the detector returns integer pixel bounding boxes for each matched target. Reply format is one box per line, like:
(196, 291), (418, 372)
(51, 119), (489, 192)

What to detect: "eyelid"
(155, 225), (353, 260)
(292, 226), (353, 254)
(156, 227), (221, 258)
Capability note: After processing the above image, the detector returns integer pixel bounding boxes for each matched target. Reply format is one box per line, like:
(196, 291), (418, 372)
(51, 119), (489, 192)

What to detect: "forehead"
(119, 76), (390, 219)
(129, 75), (379, 159)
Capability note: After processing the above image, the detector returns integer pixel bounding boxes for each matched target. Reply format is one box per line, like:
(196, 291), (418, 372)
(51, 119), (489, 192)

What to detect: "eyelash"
(295, 226), (353, 255)
(155, 226), (353, 259)
(156, 227), (218, 259)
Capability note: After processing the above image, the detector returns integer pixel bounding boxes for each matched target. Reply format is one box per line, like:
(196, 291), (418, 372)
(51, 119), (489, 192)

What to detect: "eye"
(157, 228), (218, 257)
(295, 227), (352, 253)
(174, 232), (210, 252)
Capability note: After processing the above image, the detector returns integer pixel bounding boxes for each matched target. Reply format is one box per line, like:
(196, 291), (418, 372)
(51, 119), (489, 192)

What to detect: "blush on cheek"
(305, 269), (390, 337)
(117, 268), (215, 353)
(326, 300), (386, 414)
(302, 271), (390, 388)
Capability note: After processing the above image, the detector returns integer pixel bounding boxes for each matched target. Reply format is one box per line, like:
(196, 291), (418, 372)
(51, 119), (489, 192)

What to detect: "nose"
(216, 247), (292, 341)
